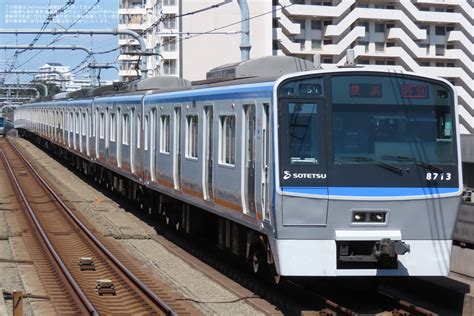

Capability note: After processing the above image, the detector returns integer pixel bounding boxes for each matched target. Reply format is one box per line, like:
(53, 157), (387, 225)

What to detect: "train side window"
(137, 114), (141, 148)
(110, 113), (116, 142)
(100, 113), (105, 139)
(219, 115), (235, 166)
(186, 115), (198, 159)
(87, 111), (94, 138)
(160, 115), (170, 153)
(145, 115), (149, 150)
(93, 109), (97, 137)
(75, 113), (80, 134)
(123, 114), (129, 145)
(82, 113), (86, 136)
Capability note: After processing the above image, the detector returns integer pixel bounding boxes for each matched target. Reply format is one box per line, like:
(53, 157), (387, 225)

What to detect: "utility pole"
(88, 63), (119, 86)
(237, 0), (251, 62)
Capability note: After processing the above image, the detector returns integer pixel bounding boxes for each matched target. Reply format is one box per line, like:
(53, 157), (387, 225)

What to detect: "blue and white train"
(0, 116), (4, 135)
(14, 56), (462, 278)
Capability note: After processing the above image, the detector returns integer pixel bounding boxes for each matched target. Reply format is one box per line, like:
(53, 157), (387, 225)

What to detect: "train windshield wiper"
(337, 156), (403, 175)
(381, 155), (443, 173)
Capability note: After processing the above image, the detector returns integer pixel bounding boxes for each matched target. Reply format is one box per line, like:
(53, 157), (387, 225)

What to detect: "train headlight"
(370, 212), (386, 223)
(352, 212), (365, 222)
(352, 211), (387, 224)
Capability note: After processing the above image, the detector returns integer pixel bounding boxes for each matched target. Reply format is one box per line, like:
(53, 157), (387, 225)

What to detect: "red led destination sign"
(349, 84), (382, 98)
(400, 84), (429, 99)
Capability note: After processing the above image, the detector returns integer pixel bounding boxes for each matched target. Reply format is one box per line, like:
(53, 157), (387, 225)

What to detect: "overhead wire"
(169, 3), (295, 45)
(13, 0), (102, 71)
(17, 0), (76, 54)
(7, 2), (295, 82)
(4, 1), (106, 86)
(130, 2), (295, 74)
(6, 0), (76, 73)
(143, 0), (232, 35)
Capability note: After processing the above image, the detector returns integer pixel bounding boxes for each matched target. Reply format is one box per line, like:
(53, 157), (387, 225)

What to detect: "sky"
(0, 0), (119, 83)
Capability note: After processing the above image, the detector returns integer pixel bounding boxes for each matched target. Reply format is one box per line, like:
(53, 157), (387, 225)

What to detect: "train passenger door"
(105, 107), (109, 160)
(117, 107), (122, 167)
(136, 113), (142, 175)
(173, 107), (182, 190)
(95, 108), (100, 159)
(261, 103), (271, 222)
(150, 108), (157, 181)
(130, 108), (135, 173)
(69, 112), (73, 148)
(203, 106), (213, 200)
(86, 110), (91, 156)
(243, 104), (256, 217)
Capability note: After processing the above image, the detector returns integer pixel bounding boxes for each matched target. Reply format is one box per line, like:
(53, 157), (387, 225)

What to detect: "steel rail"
(8, 139), (177, 316)
(0, 149), (98, 316)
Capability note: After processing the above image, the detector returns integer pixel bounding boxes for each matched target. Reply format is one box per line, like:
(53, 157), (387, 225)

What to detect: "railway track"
(8, 135), (453, 316)
(0, 138), (198, 315)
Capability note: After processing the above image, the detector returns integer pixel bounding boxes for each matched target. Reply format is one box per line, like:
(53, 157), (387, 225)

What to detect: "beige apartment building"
(118, 0), (272, 81)
(118, 0), (473, 133)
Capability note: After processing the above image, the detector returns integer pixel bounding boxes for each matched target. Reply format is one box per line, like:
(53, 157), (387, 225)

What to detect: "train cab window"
(110, 113), (116, 142)
(279, 77), (324, 97)
(123, 114), (130, 145)
(331, 74), (456, 165)
(287, 103), (319, 164)
(160, 115), (170, 153)
(186, 115), (198, 159)
(219, 115), (236, 166)
(99, 113), (105, 139)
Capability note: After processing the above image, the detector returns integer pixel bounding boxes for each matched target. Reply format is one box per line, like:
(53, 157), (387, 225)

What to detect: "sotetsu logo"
(283, 171), (327, 180)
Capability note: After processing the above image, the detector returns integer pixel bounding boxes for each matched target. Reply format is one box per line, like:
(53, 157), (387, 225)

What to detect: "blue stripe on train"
(281, 187), (459, 197)
(145, 82), (274, 104)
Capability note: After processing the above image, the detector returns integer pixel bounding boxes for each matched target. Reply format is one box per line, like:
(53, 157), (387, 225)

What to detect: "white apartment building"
(275, 0), (473, 135)
(118, 0), (473, 134)
(35, 62), (87, 92)
(119, 0), (164, 81)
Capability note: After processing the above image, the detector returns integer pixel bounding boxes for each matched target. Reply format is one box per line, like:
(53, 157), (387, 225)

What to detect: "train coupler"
(373, 238), (410, 258)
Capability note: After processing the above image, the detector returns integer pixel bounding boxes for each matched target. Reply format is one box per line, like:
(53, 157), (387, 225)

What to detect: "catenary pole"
(237, 0), (251, 62)
(0, 45), (97, 86)
(0, 29), (147, 79)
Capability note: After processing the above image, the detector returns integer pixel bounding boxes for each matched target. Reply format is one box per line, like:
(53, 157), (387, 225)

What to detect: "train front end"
(271, 70), (462, 276)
